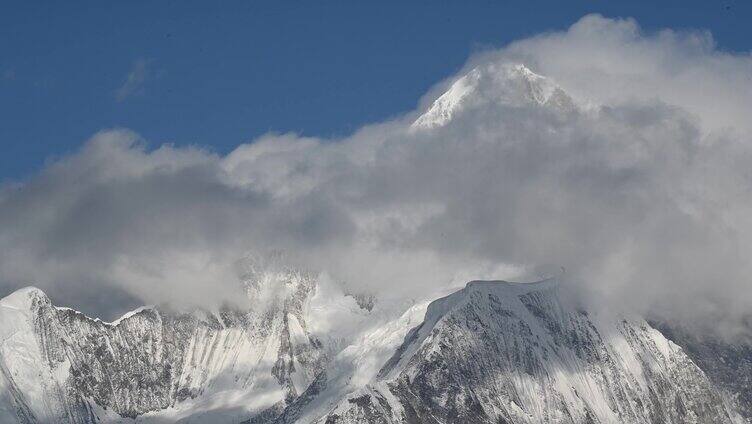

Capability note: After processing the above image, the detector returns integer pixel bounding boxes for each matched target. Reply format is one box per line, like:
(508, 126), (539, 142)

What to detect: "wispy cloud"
(115, 59), (151, 102)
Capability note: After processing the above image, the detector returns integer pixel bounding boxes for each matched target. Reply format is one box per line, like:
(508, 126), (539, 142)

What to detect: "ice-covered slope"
(0, 268), (328, 424)
(411, 63), (575, 130)
(318, 281), (740, 424)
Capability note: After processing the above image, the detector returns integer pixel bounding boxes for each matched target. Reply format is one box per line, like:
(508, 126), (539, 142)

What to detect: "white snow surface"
(412, 63), (576, 130)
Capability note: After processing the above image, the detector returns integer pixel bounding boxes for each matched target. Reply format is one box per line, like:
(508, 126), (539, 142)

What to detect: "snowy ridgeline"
(0, 276), (748, 424)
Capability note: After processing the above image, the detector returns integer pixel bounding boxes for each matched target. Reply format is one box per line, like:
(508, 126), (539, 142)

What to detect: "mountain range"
(1, 63), (750, 423)
(0, 272), (749, 423)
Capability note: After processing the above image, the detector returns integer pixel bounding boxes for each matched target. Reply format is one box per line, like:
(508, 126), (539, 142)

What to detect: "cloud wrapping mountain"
(0, 15), (751, 336)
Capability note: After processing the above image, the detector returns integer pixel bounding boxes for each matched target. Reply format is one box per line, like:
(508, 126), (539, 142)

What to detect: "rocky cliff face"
(652, 321), (752, 423)
(0, 279), (747, 423)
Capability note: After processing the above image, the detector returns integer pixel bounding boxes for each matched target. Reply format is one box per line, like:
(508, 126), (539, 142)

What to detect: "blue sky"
(1, 0), (749, 181)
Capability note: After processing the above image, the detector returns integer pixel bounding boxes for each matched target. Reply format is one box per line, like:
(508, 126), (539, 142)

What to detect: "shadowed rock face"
(320, 282), (738, 424)
(651, 321), (752, 422)
(39, 303), (252, 417)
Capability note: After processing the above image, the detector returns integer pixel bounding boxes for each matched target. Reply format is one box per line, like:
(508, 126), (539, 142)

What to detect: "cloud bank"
(1, 15), (751, 335)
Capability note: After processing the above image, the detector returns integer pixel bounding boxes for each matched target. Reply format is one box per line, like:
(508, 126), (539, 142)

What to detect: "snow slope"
(0, 268), (328, 424)
(412, 63), (575, 130)
(318, 281), (741, 424)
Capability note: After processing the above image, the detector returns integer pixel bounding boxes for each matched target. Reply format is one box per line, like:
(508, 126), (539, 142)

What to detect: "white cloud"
(115, 58), (151, 102)
(1, 15), (752, 337)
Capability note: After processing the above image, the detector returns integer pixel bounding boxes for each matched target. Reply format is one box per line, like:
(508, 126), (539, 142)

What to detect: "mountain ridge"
(2, 278), (747, 423)
(319, 280), (742, 423)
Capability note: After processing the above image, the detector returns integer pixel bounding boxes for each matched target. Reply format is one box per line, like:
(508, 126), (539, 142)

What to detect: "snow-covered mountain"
(411, 63), (575, 130)
(0, 277), (748, 423)
(318, 281), (745, 424)
(2, 63), (750, 423)
(0, 267), (329, 424)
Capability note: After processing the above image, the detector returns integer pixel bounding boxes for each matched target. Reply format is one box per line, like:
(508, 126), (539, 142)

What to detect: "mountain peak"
(463, 278), (556, 293)
(332, 277), (738, 424)
(411, 62), (574, 130)
(0, 285), (49, 310)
